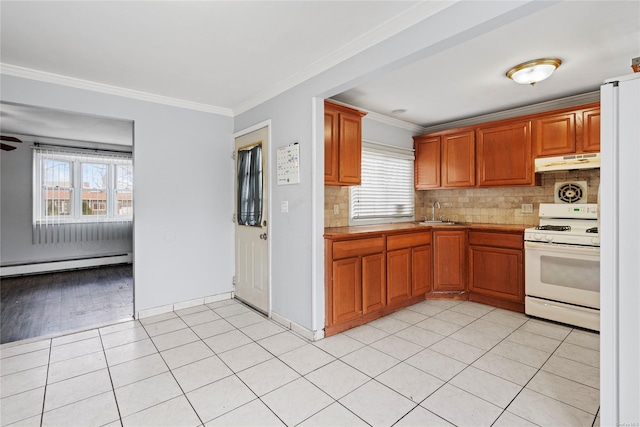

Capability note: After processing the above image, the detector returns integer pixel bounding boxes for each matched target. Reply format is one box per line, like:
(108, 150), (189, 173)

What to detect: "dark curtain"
(237, 144), (263, 226)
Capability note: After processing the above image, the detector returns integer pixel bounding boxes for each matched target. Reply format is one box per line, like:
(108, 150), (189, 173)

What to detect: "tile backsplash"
(325, 169), (599, 227)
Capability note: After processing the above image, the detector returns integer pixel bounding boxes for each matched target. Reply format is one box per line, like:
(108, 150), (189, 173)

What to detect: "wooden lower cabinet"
(325, 231), (431, 336)
(387, 231), (433, 304)
(362, 253), (386, 314)
(432, 230), (467, 292)
(325, 227), (525, 336)
(331, 257), (361, 325)
(412, 245), (432, 295)
(387, 248), (412, 305)
(468, 230), (524, 312)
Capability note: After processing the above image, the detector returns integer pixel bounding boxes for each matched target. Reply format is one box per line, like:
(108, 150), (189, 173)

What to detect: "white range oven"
(524, 203), (600, 331)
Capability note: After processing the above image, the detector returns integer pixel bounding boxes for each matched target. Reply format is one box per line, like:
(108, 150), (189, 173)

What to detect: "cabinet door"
(332, 258), (362, 324)
(338, 112), (362, 185)
(362, 253), (386, 314)
(387, 249), (412, 305)
(580, 107), (600, 153)
(412, 244), (432, 296)
(324, 108), (340, 184)
(469, 246), (523, 303)
(442, 131), (475, 187)
(476, 121), (533, 186)
(534, 112), (576, 156)
(433, 231), (467, 292)
(414, 136), (441, 189)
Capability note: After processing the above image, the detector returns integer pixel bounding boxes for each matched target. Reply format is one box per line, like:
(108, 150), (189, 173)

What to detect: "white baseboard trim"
(270, 311), (324, 342)
(136, 292), (234, 319)
(0, 254), (132, 277)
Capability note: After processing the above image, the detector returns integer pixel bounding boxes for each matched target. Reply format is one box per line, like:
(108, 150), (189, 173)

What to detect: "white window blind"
(350, 141), (414, 225)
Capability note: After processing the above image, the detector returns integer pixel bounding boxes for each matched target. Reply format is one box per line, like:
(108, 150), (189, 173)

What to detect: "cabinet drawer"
(469, 231), (522, 249)
(333, 237), (385, 259)
(387, 232), (432, 251)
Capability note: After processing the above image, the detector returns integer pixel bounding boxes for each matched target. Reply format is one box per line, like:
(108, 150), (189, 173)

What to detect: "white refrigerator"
(600, 72), (640, 426)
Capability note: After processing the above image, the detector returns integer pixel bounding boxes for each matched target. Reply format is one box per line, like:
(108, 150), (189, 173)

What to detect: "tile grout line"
(39, 339), (53, 427)
(97, 327), (124, 427)
(2, 299), (600, 427)
(137, 312), (207, 427)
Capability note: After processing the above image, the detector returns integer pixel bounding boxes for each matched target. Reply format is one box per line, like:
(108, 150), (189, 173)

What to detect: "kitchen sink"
(417, 220), (457, 226)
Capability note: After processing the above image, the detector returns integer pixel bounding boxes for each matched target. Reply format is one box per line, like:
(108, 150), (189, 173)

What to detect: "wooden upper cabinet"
(324, 108), (340, 183)
(324, 101), (366, 186)
(339, 113), (363, 184)
(414, 135), (441, 189)
(533, 103), (601, 157)
(442, 130), (475, 187)
(580, 106), (601, 153)
(476, 120), (538, 187)
(534, 111), (576, 156)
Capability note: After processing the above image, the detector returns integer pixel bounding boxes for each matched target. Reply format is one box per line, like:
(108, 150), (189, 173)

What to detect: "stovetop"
(525, 203), (599, 246)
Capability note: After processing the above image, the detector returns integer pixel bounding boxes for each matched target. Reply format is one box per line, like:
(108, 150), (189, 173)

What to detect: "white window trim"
(349, 140), (415, 226)
(33, 148), (133, 225)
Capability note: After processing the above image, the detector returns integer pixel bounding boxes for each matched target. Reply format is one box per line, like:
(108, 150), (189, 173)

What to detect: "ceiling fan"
(1, 135), (22, 151)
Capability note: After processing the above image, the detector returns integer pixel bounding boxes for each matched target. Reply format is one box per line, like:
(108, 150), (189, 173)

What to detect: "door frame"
(233, 120), (272, 316)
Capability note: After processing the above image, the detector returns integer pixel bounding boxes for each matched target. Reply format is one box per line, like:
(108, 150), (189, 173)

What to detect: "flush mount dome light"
(506, 58), (561, 86)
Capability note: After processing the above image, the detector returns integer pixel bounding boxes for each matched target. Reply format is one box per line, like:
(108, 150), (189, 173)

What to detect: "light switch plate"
(333, 204), (339, 215)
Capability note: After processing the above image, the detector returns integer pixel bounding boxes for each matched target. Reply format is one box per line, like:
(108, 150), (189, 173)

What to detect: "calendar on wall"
(277, 142), (300, 185)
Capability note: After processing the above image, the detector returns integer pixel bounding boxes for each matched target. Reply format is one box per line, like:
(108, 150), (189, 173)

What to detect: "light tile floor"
(0, 299), (601, 427)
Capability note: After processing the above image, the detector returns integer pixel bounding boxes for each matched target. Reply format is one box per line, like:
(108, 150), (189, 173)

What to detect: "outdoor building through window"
(350, 141), (414, 225)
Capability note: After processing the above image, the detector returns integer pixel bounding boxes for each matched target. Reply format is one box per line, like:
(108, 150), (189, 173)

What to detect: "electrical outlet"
(281, 201), (289, 213)
(333, 204), (339, 215)
(521, 203), (534, 213)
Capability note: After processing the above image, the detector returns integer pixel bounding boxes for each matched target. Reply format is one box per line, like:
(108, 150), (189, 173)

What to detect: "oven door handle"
(525, 241), (600, 253)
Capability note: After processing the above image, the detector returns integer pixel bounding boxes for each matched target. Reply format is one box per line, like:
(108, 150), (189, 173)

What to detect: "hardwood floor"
(0, 264), (133, 344)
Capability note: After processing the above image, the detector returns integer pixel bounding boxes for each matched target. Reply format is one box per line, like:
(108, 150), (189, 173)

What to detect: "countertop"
(324, 222), (528, 239)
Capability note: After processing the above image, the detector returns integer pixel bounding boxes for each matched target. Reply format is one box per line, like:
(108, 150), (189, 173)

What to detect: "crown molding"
(421, 91), (601, 134)
(1, 2), (456, 120)
(232, 1), (457, 116)
(0, 63), (234, 117)
(363, 110), (427, 134)
(325, 98), (426, 133)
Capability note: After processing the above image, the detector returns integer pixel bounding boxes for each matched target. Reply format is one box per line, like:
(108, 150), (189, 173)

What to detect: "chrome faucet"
(432, 200), (441, 221)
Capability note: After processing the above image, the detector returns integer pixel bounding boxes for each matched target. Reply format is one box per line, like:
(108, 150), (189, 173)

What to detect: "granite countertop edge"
(324, 222), (528, 238)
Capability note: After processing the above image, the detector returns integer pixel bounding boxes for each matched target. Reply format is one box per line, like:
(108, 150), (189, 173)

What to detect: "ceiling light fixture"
(506, 58), (561, 86)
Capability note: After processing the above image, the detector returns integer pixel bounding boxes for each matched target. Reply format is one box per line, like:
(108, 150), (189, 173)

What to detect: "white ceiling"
(333, 1), (640, 127)
(0, 1), (639, 142)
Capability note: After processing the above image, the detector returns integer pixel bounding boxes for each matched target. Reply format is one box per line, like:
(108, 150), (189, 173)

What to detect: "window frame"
(349, 140), (415, 226)
(34, 149), (133, 224)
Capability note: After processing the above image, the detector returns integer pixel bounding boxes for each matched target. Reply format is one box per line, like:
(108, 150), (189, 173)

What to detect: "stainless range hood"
(535, 153), (600, 172)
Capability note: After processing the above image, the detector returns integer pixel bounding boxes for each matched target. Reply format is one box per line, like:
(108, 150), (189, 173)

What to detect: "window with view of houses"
(34, 148), (133, 224)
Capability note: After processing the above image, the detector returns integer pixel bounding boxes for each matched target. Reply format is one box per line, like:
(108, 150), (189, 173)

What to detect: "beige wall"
(325, 169), (599, 227)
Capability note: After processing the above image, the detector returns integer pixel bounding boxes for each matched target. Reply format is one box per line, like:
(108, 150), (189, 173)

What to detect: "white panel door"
(234, 126), (269, 313)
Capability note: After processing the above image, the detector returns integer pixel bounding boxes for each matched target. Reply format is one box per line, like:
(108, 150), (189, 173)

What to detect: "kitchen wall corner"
(324, 186), (351, 227)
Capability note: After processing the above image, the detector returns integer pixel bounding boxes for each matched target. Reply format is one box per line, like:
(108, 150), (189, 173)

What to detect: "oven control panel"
(539, 203), (598, 219)
(524, 230), (600, 246)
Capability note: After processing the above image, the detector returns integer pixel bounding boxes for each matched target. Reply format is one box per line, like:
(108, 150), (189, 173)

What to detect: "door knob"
(259, 233), (267, 240)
